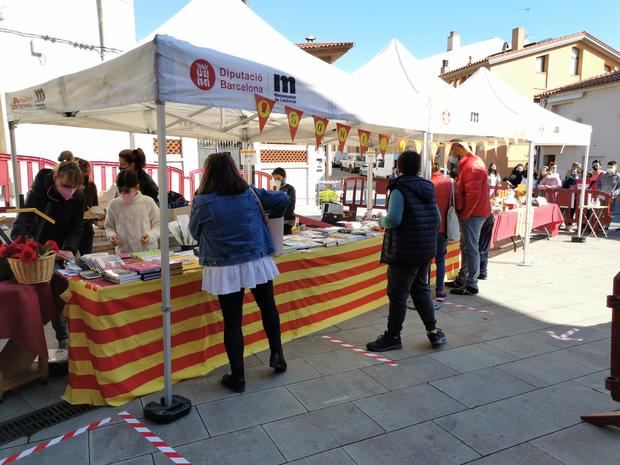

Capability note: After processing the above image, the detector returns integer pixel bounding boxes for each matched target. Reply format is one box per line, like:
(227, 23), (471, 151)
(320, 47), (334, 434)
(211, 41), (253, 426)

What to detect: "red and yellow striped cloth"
(64, 237), (460, 406)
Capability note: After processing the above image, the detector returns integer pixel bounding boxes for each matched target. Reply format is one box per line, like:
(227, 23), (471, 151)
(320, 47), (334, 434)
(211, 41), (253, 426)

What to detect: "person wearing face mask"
(271, 167), (296, 235)
(590, 160), (604, 188)
(11, 154), (85, 348)
(597, 161), (620, 213)
(104, 170), (160, 254)
(562, 162), (582, 189)
(118, 148), (159, 204)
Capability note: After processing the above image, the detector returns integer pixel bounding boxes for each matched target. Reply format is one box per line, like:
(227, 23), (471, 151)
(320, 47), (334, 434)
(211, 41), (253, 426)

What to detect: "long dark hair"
(119, 148), (147, 171)
(196, 152), (248, 195)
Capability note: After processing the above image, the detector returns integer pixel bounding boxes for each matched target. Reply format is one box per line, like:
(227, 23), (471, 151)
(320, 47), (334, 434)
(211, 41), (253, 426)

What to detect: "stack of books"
(125, 262), (162, 281)
(103, 268), (141, 284)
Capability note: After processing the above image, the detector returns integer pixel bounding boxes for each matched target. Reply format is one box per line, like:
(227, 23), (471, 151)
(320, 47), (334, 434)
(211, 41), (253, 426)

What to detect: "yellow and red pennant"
(285, 106), (304, 142)
(358, 129), (371, 155)
(254, 94), (276, 133)
(378, 134), (390, 157)
(336, 123), (351, 153)
(313, 116), (329, 148)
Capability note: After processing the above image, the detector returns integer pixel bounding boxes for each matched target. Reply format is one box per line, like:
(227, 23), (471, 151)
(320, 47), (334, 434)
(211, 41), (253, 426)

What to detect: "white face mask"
(607, 167), (617, 175)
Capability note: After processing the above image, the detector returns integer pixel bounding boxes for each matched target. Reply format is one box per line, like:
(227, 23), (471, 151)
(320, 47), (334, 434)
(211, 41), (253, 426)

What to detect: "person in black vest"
(367, 151), (446, 351)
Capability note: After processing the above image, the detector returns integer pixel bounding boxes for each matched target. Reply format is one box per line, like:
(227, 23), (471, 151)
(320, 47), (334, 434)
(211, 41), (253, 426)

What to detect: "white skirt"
(201, 256), (279, 295)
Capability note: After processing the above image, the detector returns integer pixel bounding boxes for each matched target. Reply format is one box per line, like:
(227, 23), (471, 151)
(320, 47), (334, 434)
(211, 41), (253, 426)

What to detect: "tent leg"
(572, 145), (590, 243)
(9, 122), (21, 207)
(143, 102), (191, 424)
(519, 142), (535, 266)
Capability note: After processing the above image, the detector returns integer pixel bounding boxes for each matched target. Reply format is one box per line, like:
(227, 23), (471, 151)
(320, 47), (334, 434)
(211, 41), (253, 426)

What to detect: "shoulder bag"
(446, 179), (461, 242)
(249, 188), (284, 257)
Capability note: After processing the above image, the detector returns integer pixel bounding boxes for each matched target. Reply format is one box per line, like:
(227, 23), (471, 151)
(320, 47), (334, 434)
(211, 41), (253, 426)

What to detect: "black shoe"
(221, 373), (245, 393)
(445, 279), (465, 289)
(478, 274), (487, 280)
(269, 348), (287, 373)
(427, 329), (446, 348)
(366, 332), (402, 352)
(450, 286), (479, 296)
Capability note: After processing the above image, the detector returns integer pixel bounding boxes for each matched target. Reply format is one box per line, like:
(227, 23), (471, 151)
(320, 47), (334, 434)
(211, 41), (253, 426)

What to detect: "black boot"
(269, 348), (287, 373)
(221, 373), (245, 393)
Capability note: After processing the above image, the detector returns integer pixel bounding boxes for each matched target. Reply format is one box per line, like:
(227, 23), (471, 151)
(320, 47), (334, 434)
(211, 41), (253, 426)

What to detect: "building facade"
(536, 70), (620, 176)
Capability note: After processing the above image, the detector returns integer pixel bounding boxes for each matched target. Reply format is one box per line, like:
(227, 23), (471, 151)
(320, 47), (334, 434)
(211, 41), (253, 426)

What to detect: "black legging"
(217, 280), (282, 377)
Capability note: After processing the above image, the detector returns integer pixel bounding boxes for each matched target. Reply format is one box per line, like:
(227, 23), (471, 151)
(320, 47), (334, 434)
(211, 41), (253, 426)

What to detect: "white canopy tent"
(5, 0), (425, 411)
(458, 68), (593, 263)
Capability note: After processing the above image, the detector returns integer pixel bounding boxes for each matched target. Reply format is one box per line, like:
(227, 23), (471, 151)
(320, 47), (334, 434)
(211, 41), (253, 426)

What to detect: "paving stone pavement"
(1, 230), (619, 464)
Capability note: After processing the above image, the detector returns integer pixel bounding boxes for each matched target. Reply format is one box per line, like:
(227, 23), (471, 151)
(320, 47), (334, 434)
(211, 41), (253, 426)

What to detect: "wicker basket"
(8, 253), (56, 284)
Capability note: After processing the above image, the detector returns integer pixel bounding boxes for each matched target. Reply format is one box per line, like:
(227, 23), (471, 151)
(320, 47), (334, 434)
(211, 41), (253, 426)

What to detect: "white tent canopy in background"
(457, 68), (592, 146)
(353, 40), (524, 140)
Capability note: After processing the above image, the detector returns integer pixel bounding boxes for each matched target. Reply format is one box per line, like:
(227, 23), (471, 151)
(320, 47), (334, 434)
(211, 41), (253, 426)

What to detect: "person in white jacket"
(105, 170), (160, 254)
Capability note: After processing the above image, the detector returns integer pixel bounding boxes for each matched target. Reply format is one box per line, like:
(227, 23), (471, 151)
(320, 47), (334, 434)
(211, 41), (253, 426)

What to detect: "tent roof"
(353, 40), (525, 140)
(457, 68), (592, 146)
(5, 0), (416, 144)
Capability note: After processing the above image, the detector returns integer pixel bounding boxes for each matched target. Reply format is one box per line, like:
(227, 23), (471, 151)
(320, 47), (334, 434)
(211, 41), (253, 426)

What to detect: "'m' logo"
(34, 88), (46, 103)
(274, 74), (296, 94)
(190, 59), (216, 91)
(470, 112), (479, 123)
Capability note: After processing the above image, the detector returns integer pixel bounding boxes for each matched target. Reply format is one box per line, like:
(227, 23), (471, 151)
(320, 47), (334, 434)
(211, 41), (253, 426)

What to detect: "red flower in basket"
(43, 240), (60, 254)
(18, 246), (38, 263)
(0, 243), (10, 258)
(25, 240), (40, 253)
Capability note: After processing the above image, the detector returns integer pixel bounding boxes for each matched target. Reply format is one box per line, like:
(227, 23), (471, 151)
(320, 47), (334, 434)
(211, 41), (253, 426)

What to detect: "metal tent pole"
(9, 122), (21, 207)
(520, 142), (536, 266)
(574, 145), (590, 242)
(143, 102), (191, 423)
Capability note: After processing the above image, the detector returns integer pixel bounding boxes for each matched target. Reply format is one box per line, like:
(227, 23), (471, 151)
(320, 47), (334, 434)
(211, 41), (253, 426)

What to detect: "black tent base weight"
(144, 395), (192, 424)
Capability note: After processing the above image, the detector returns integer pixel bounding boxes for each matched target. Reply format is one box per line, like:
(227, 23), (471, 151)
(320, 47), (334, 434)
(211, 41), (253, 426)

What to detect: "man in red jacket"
(448, 141), (491, 295)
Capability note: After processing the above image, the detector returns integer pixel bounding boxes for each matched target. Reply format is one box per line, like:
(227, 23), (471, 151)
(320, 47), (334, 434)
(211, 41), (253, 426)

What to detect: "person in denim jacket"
(190, 152), (289, 393)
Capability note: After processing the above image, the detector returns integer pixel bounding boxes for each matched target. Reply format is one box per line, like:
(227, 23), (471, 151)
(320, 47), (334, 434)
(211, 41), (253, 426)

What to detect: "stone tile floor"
(1, 223), (619, 464)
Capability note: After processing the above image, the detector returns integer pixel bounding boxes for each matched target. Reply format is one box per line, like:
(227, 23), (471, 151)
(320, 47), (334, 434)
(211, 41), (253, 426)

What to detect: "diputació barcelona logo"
(190, 59), (216, 91)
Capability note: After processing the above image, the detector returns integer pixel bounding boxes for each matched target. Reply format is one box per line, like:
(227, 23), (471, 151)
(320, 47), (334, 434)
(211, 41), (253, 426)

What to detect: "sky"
(134, 0), (620, 72)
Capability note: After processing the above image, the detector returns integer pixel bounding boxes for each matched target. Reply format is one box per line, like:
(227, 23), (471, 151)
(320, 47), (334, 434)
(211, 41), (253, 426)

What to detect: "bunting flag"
(336, 123), (351, 153)
(431, 142), (439, 156)
(313, 116), (329, 148)
(399, 138), (408, 152)
(285, 106), (304, 142)
(378, 134), (390, 157)
(413, 140), (422, 153)
(254, 94), (276, 133)
(444, 142), (452, 160)
(358, 129), (371, 155)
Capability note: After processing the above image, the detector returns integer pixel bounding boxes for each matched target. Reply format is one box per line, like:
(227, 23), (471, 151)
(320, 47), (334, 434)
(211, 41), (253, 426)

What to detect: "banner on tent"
(255, 94), (275, 133)
(285, 106), (303, 142)
(313, 116), (329, 148)
(379, 134), (390, 157)
(337, 123), (351, 153)
(358, 129), (371, 155)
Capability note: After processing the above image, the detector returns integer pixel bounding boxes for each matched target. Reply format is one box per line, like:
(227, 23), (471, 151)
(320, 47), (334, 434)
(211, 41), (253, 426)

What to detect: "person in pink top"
(431, 163), (452, 301)
(538, 166), (562, 190)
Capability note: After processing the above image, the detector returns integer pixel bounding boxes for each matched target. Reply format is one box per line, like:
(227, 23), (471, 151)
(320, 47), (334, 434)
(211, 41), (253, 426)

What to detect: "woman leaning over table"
(189, 152), (290, 393)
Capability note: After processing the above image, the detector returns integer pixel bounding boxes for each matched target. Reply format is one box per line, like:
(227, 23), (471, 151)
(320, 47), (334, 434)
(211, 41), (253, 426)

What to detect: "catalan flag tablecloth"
(64, 236), (460, 406)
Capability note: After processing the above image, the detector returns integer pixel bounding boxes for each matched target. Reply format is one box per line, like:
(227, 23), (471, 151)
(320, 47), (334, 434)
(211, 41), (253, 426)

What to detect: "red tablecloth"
(0, 274), (67, 358)
(491, 204), (564, 248)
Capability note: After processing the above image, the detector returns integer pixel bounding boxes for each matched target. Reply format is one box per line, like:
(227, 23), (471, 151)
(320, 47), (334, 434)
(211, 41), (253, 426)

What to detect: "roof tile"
(535, 69), (620, 98)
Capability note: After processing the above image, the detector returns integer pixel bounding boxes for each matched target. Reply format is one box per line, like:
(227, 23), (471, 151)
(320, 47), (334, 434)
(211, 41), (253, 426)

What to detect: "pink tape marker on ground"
(118, 411), (191, 464)
(0, 417), (112, 465)
(321, 335), (399, 366)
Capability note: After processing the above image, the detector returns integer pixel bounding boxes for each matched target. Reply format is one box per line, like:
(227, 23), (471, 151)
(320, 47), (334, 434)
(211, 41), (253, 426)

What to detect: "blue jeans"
(458, 216), (486, 289)
(435, 233), (448, 292)
(479, 215), (495, 277)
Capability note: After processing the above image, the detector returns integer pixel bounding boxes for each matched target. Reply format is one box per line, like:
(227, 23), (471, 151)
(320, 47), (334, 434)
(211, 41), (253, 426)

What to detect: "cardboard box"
(168, 206), (191, 222)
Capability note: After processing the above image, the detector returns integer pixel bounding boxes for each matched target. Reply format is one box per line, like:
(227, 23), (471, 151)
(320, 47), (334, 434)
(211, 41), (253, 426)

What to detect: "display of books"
(103, 268), (140, 284)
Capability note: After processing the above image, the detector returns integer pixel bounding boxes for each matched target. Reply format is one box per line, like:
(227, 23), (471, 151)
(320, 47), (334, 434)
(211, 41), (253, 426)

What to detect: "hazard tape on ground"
(0, 417), (112, 465)
(321, 335), (399, 366)
(547, 328), (583, 342)
(118, 411), (191, 464)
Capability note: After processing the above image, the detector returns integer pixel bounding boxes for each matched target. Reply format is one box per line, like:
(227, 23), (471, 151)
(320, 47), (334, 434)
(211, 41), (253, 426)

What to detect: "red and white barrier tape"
(117, 411), (191, 465)
(0, 417), (112, 465)
(547, 328), (583, 342)
(321, 335), (398, 366)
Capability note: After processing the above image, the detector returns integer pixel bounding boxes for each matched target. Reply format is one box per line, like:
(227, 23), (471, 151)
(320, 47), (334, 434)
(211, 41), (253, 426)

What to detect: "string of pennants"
(254, 93), (518, 155)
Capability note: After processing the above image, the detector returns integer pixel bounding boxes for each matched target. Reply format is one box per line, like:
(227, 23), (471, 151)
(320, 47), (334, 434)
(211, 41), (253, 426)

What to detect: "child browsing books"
(104, 170), (160, 253)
